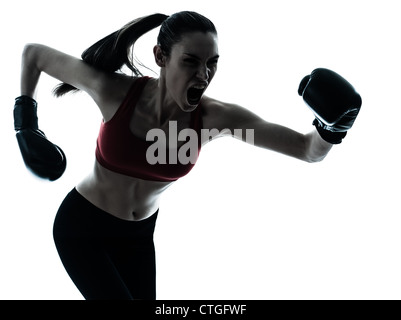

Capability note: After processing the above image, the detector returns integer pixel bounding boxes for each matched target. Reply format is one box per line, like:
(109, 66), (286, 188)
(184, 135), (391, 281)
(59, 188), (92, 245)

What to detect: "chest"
(130, 103), (196, 149)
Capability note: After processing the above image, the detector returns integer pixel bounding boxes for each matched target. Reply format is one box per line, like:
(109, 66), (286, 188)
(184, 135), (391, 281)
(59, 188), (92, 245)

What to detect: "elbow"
(22, 43), (36, 59)
(22, 44), (38, 68)
(22, 43), (44, 71)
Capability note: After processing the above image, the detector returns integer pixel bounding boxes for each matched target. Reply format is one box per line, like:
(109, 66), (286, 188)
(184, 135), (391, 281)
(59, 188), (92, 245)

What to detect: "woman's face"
(158, 31), (219, 112)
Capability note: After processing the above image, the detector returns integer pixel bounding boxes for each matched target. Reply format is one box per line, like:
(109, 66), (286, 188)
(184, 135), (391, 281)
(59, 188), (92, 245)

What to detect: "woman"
(16, 11), (358, 300)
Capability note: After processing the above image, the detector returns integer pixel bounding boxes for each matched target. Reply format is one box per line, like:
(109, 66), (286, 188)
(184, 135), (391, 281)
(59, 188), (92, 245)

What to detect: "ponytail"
(53, 13), (168, 97)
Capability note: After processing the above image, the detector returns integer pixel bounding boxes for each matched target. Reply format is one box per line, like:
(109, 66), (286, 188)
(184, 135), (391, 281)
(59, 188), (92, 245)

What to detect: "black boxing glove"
(14, 96), (66, 181)
(298, 68), (362, 144)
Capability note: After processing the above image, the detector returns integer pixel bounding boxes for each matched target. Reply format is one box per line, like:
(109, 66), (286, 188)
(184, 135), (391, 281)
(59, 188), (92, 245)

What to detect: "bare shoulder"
(97, 74), (139, 122)
(97, 73), (136, 105)
(201, 96), (262, 131)
(201, 96), (235, 130)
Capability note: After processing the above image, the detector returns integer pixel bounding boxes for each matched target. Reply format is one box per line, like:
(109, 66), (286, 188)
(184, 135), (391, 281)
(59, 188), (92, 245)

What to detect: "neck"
(155, 76), (187, 128)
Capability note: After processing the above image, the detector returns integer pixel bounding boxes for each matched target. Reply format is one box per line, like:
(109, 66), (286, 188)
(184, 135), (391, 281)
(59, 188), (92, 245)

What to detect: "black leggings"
(53, 188), (158, 300)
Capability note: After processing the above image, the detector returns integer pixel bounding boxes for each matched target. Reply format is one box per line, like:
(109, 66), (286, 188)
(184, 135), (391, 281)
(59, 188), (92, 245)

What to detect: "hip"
(53, 188), (158, 240)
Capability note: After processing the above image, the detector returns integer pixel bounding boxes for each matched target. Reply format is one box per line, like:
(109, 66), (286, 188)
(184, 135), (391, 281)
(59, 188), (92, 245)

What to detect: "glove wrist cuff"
(14, 96), (39, 131)
(313, 119), (347, 144)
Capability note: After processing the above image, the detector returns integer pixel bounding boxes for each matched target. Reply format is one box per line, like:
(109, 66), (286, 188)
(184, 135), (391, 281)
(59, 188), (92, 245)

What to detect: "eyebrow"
(184, 53), (220, 60)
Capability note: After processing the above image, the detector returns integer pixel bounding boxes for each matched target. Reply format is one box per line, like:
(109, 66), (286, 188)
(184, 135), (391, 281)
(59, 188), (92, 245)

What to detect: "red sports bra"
(95, 77), (203, 182)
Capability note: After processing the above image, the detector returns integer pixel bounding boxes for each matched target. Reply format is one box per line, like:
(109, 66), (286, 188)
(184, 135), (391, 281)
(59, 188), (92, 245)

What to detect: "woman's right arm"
(21, 44), (106, 100)
(20, 44), (132, 119)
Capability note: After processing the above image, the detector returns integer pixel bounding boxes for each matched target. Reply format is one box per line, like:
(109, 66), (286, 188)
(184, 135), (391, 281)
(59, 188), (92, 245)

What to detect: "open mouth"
(187, 85), (206, 106)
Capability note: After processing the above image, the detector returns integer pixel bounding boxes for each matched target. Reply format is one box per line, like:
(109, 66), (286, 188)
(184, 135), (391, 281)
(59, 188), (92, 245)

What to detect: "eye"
(208, 59), (219, 67)
(184, 58), (198, 65)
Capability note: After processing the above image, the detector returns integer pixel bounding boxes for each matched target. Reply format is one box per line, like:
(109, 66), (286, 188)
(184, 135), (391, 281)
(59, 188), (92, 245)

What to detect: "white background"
(1, 0), (400, 299)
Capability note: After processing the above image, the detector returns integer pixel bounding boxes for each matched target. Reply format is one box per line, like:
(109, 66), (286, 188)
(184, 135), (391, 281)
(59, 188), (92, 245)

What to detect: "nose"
(196, 65), (210, 81)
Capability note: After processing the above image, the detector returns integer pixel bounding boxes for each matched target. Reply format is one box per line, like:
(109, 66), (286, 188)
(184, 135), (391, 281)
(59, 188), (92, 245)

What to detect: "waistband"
(53, 188), (158, 239)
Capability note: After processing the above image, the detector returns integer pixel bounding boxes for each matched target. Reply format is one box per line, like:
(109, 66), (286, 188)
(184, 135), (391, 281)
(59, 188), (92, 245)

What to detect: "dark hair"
(53, 11), (217, 97)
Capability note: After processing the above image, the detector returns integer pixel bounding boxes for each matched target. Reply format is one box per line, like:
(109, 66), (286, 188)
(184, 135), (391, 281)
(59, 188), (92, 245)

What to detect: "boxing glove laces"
(14, 96), (66, 181)
(298, 68), (362, 144)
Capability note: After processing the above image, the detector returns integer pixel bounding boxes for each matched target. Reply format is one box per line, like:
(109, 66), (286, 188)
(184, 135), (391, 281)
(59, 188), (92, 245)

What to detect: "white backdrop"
(1, 0), (400, 300)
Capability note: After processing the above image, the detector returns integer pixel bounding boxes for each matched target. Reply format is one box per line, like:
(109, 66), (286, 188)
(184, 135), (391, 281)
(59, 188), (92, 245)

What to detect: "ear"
(153, 45), (166, 67)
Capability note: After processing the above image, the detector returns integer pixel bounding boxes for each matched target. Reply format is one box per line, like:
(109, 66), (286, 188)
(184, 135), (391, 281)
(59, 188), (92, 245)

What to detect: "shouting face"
(155, 31), (219, 112)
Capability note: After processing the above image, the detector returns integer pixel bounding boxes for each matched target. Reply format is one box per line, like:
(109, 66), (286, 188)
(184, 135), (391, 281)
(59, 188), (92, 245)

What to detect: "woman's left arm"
(203, 69), (361, 162)
(203, 99), (332, 163)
